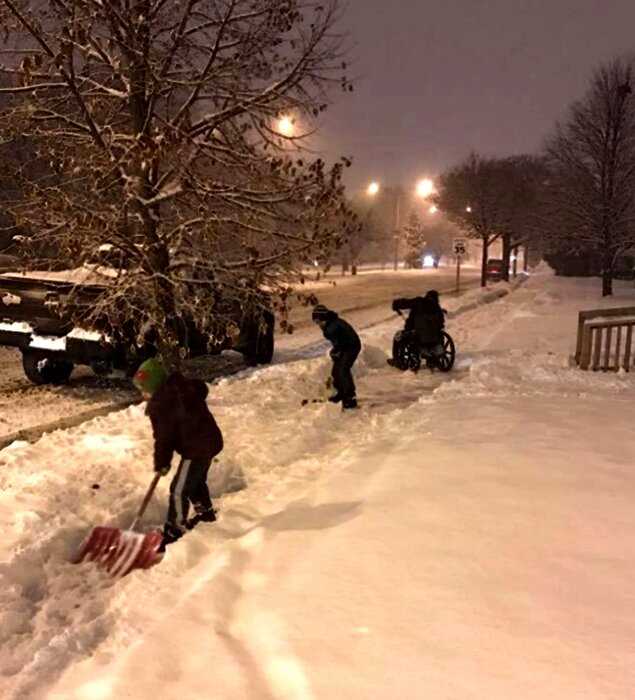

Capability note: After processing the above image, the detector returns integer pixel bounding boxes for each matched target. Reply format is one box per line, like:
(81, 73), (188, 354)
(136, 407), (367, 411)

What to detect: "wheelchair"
(391, 329), (456, 373)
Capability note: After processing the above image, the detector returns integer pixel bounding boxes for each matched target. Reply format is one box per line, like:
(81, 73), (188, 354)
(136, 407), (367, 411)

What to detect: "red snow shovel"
(73, 473), (164, 578)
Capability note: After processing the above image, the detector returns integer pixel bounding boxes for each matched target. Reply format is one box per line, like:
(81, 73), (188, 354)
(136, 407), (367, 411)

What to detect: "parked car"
(0, 271), (275, 384)
(486, 258), (505, 282)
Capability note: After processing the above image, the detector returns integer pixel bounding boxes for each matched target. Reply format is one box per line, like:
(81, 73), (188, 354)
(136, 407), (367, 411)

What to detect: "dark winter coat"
(146, 372), (223, 474)
(321, 311), (362, 356)
(392, 295), (445, 345)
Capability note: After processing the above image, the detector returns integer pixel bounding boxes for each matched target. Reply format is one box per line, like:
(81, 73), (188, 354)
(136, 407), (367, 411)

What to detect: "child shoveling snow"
(133, 358), (224, 552)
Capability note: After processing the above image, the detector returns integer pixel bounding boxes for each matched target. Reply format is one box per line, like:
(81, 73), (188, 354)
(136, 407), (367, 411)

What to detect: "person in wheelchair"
(387, 290), (446, 369)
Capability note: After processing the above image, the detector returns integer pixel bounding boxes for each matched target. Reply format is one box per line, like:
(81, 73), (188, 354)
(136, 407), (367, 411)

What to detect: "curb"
(0, 398), (141, 452)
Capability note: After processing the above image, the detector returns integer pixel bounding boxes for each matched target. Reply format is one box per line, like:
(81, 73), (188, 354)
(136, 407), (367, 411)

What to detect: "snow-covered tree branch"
(0, 0), (356, 361)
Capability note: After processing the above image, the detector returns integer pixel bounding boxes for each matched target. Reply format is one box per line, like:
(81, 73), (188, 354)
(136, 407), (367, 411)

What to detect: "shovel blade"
(74, 526), (163, 578)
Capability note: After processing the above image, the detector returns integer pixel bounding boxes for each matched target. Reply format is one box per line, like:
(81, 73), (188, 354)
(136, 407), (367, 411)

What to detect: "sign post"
(453, 238), (467, 294)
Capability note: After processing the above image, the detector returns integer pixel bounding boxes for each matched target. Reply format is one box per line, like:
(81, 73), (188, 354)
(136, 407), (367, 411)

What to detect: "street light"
(466, 205), (472, 213)
(416, 178), (435, 198)
(277, 115), (295, 137)
(428, 204), (438, 214)
(367, 181), (380, 196)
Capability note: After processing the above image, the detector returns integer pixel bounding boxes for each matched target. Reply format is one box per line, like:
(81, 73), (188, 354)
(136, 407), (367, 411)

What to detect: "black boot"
(342, 397), (358, 410)
(186, 507), (217, 530)
(328, 393), (342, 404)
(158, 523), (185, 553)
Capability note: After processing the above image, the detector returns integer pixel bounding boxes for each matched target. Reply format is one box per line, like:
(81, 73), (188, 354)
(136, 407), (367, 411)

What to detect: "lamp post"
(393, 190), (402, 271)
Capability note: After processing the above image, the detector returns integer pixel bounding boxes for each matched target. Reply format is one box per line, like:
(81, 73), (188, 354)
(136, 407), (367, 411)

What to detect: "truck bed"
(0, 275), (106, 335)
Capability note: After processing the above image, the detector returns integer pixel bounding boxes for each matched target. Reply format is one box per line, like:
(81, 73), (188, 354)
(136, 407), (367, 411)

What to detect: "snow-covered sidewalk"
(1, 267), (634, 699)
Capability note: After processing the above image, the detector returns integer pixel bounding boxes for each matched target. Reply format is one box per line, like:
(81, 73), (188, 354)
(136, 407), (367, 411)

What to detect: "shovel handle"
(130, 473), (161, 531)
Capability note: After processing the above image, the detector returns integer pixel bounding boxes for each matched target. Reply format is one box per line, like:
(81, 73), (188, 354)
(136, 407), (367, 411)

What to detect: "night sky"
(320, 0), (635, 192)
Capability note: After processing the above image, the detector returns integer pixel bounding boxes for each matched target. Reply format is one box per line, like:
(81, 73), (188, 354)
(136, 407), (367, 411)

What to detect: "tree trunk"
(512, 246), (518, 277)
(351, 263), (358, 275)
(523, 245), (529, 272)
(480, 236), (489, 287)
(602, 248), (613, 296)
(342, 248), (350, 276)
(501, 233), (511, 282)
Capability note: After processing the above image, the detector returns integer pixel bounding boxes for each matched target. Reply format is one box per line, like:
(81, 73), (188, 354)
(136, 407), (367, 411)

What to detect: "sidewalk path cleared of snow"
(1, 266), (634, 699)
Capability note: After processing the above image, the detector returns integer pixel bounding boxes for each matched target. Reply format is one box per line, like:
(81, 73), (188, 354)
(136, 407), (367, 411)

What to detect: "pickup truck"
(0, 270), (275, 385)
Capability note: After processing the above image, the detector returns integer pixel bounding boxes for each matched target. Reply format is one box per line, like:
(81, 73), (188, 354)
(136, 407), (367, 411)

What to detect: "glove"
(155, 465), (170, 476)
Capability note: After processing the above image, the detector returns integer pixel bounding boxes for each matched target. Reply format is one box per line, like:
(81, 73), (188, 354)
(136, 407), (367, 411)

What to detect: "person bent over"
(133, 358), (224, 551)
(312, 305), (362, 409)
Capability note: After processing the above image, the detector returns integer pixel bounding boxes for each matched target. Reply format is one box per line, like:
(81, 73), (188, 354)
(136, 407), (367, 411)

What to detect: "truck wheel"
(22, 350), (74, 385)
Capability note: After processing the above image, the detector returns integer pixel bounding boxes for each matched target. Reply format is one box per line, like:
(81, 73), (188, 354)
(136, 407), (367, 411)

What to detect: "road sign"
(453, 238), (467, 294)
(453, 238), (467, 256)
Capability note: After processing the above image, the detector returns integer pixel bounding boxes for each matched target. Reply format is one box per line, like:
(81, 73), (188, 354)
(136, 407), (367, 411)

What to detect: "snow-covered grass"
(1, 266), (635, 699)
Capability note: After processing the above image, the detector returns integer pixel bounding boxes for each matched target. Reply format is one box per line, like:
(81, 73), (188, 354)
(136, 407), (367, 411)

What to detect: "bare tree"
(339, 203), (381, 275)
(436, 153), (507, 286)
(497, 154), (548, 280)
(545, 58), (635, 296)
(437, 153), (547, 284)
(0, 0), (356, 361)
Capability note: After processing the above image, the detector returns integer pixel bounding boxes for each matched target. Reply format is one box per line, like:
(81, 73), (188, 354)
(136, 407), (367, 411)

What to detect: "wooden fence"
(575, 306), (635, 371)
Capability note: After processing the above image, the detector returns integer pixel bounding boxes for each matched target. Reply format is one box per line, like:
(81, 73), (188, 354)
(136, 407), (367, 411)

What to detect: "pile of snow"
(1, 266), (634, 698)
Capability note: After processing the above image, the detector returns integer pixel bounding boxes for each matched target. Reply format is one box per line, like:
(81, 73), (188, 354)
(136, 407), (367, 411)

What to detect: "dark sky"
(319, 0), (635, 192)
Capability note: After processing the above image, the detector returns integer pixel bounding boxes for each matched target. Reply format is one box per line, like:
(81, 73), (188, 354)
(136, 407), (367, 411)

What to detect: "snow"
(585, 314), (635, 326)
(67, 328), (108, 343)
(2, 264), (117, 285)
(1, 293), (21, 306)
(0, 320), (32, 334)
(0, 270), (478, 443)
(29, 334), (67, 351)
(1, 267), (635, 699)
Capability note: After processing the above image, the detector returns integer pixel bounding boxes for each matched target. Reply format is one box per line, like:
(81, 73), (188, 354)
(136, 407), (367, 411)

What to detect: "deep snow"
(1, 266), (634, 699)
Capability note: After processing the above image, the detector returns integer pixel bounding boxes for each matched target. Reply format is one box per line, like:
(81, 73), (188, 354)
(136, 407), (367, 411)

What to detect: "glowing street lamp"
(466, 205), (473, 213)
(277, 115), (295, 137)
(416, 178), (435, 198)
(367, 181), (380, 196)
(428, 204), (438, 214)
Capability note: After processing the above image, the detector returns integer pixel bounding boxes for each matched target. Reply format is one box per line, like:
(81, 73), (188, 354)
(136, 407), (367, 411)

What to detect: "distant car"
(486, 258), (504, 282)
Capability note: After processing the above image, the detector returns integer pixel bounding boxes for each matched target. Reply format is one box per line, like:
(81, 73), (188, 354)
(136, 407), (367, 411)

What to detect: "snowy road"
(0, 268), (479, 442)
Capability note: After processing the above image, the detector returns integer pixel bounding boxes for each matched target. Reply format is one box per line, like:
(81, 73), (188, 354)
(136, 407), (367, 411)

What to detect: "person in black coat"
(388, 290), (446, 366)
(312, 305), (361, 409)
(133, 358), (224, 550)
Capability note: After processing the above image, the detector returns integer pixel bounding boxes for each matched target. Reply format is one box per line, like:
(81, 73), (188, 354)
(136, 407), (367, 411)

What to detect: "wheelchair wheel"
(395, 339), (421, 372)
(435, 331), (455, 372)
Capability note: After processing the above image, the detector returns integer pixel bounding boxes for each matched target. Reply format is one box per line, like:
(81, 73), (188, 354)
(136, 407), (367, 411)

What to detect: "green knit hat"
(133, 357), (168, 395)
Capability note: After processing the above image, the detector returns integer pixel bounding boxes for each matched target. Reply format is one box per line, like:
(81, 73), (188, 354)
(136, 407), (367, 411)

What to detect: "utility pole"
(393, 189), (402, 271)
